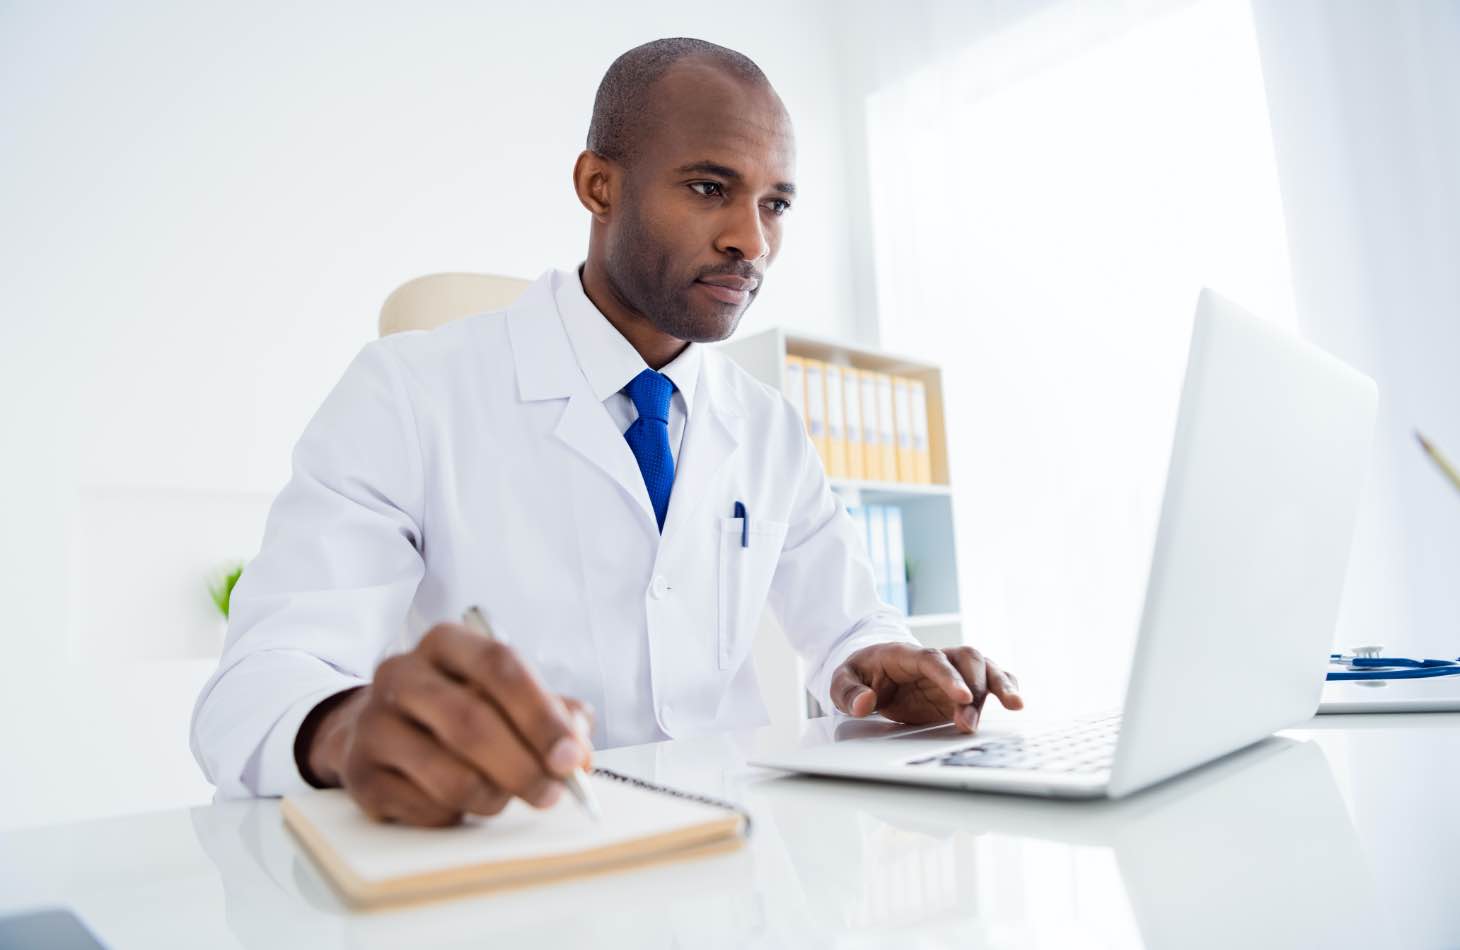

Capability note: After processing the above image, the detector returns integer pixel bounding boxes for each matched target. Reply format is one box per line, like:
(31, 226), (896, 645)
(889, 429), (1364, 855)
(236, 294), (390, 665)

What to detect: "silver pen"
(461, 606), (602, 821)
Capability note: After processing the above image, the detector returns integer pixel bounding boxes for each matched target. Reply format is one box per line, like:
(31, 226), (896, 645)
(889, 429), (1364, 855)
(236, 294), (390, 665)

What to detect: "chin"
(670, 295), (750, 344)
(686, 310), (744, 343)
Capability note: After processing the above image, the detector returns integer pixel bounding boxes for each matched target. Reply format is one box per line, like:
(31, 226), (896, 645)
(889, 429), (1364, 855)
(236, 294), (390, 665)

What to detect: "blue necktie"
(623, 369), (676, 532)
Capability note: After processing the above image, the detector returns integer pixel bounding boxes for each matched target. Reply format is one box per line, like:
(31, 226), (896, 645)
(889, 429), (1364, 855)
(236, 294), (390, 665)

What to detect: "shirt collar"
(553, 266), (701, 413)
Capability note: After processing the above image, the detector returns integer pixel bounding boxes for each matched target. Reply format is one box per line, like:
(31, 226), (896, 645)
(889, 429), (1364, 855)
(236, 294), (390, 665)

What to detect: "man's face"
(603, 60), (796, 343)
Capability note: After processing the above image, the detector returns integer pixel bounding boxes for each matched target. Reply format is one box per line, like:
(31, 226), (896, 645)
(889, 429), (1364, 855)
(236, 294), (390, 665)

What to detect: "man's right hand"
(296, 622), (593, 827)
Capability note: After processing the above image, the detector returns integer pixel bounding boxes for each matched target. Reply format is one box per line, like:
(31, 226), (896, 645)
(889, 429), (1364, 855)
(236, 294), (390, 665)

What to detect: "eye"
(689, 181), (725, 198)
(765, 198), (792, 216)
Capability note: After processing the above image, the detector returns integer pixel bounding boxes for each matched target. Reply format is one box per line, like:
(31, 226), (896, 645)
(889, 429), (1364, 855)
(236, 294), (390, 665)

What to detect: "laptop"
(752, 289), (1378, 799)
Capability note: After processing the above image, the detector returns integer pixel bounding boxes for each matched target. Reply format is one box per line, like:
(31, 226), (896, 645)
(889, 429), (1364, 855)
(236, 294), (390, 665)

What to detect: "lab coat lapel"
(553, 392), (658, 526)
(662, 354), (742, 540)
(506, 276), (658, 529)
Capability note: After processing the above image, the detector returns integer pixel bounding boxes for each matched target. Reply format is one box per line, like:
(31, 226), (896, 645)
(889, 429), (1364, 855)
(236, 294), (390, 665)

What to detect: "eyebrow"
(675, 160), (797, 197)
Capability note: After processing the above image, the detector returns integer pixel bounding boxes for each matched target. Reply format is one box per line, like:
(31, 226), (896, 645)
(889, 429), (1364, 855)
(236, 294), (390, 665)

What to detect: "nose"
(714, 197), (771, 263)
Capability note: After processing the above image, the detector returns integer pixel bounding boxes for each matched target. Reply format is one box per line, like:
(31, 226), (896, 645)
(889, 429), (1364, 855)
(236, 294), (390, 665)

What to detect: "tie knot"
(625, 368), (674, 424)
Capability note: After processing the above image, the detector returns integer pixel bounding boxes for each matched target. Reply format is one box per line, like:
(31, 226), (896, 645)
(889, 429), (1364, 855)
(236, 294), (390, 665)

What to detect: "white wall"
(0, 0), (859, 830)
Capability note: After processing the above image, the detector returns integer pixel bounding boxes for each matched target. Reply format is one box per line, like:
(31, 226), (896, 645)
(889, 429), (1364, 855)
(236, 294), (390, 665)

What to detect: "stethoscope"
(1327, 645), (1460, 681)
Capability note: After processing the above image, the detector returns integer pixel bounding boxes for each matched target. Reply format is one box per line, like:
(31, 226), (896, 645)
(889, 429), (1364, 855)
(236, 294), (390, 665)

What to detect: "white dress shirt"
(554, 266), (700, 465)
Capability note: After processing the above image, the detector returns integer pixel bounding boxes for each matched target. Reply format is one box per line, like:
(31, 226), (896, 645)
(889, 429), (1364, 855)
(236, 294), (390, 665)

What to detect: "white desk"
(2, 714), (1456, 949)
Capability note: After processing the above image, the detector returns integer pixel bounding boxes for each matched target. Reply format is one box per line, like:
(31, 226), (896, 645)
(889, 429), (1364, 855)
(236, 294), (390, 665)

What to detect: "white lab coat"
(191, 268), (917, 798)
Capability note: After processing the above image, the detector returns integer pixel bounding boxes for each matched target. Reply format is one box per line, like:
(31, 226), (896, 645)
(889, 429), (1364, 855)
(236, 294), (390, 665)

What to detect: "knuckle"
(425, 692), (477, 749)
(477, 638), (508, 664)
(420, 622), (456, 650)
(374, 654), (406, 685)
(486, 644), (526, 685)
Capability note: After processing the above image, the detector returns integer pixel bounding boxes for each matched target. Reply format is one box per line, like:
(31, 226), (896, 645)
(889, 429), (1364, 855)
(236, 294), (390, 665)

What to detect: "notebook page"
(286, 775), (737, 884)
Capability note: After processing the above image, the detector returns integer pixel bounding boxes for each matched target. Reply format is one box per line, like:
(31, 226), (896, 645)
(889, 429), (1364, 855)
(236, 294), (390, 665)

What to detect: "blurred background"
(2, 0), (1456, 831)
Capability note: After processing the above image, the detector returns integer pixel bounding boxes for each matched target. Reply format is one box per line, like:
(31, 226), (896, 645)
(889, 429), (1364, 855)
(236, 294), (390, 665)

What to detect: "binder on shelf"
(824, 362), (849, 478)
(875, 373), (898, 483)
(839, 366), (866, 481)
(859, 369), (883, 482)
(909, 379), (932, 484)
(885, 506), (909, 615)
(892, 376), (916, 483)
(804, 359), (830, 470)
(865, 504), (890, 604)
(784, 355), (807, 438)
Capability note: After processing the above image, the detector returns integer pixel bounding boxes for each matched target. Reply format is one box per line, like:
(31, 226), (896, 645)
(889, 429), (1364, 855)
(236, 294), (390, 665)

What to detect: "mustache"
(694, 263), (764, 286)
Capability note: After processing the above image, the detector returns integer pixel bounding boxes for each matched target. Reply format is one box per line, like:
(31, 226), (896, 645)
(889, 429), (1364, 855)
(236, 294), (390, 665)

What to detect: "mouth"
(695, 275), (759, 306)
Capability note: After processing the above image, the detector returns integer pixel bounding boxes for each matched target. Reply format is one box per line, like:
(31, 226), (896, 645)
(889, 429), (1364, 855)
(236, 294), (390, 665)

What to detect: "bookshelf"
(717, 327), (965, 724)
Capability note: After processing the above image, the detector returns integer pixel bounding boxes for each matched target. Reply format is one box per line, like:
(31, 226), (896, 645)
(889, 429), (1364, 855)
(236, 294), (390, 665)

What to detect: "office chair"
(378, 273), (532, 336)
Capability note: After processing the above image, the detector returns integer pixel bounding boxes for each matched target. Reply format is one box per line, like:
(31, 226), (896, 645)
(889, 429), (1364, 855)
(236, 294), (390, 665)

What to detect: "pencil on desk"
(1416, 431), (1460, 495)
(461, 606), (603, 821)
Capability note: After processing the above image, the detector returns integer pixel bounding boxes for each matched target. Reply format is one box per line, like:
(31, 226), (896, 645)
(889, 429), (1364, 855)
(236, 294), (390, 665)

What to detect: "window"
(866, 0), (1295, 712)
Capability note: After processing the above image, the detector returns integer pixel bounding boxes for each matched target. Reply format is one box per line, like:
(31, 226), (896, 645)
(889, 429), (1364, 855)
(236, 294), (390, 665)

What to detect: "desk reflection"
(188, 730), (1381, 949)
(756, 736), (1381, 948)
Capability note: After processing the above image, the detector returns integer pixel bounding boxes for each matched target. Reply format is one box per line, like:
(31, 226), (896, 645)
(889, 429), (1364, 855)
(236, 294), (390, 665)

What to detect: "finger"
(351, 767), (460, 827)
(983, 658), (1024, 711)
(944, 648), (988, 732)
(560, 696), (597, 746)
(830, 663), (878, 717)
(906, 648), (974, 715)
(360, 711), (506, 816)
(383, 664), (565, 808)
(419, 625), (589, 777)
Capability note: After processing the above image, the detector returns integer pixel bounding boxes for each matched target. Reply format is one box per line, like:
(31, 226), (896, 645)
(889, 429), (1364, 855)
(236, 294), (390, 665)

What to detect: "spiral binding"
(592, 767), (753, 834)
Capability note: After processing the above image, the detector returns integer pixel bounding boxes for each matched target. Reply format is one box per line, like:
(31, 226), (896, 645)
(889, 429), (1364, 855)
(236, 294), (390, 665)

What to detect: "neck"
(579, 259), (688, 370)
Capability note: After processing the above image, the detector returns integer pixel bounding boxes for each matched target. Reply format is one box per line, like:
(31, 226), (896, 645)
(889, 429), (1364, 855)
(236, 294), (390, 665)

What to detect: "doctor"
(191, 37), (1022, 826)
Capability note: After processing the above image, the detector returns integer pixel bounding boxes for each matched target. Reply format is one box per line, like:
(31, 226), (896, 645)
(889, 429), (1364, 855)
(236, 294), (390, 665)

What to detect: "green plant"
(209, 562), (245, 620)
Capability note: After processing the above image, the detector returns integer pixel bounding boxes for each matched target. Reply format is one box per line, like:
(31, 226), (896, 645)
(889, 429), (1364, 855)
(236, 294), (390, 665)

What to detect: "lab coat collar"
(552, 266), (702, 414)
(505, 269), (743, 536)
(508, 272), (585, 403)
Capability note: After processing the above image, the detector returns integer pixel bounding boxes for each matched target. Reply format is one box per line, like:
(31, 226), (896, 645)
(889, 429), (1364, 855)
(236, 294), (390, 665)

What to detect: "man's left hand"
(830, 644), (1023, 732)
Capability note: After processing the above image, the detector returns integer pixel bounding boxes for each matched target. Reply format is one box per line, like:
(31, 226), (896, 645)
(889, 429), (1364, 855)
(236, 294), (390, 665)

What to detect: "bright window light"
(866, 0), (1295, 714)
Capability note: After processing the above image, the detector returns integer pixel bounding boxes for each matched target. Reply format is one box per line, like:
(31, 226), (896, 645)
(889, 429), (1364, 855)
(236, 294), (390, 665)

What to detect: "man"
(191, 37), (1021, 827)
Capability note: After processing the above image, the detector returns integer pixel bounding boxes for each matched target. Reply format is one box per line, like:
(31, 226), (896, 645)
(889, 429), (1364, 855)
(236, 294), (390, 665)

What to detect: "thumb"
(830, 665), (877, 717)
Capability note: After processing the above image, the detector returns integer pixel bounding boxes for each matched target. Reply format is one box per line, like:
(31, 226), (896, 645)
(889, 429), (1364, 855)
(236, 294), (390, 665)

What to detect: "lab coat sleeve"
(764, 400), (922, 714)
(190, 340), (427, 798)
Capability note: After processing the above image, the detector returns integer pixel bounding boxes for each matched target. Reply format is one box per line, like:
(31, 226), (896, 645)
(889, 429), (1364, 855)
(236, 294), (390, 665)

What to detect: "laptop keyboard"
(909, 711), (1122, 774)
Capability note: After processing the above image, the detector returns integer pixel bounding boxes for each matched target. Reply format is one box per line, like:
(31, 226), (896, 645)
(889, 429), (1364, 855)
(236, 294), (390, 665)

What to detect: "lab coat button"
(650, 575), (670, 599)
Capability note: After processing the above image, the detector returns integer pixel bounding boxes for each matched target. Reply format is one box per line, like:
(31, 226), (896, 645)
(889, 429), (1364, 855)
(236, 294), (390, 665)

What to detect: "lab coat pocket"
(717, 516), (789, 670)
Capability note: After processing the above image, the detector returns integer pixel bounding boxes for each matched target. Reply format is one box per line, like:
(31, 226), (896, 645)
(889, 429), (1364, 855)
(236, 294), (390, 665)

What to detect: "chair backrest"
(379, 272), (532, 336)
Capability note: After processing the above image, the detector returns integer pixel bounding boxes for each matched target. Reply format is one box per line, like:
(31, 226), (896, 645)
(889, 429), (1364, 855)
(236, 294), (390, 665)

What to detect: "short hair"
(587, 38), (769, 164)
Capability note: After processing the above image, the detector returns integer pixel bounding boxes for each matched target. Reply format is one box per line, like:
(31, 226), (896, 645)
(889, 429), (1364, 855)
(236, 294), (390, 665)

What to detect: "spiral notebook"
(282, 768), (750, 908)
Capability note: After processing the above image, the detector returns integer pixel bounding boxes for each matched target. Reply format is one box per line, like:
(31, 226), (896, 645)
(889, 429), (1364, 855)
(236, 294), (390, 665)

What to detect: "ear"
(572, 150), (616, 223)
